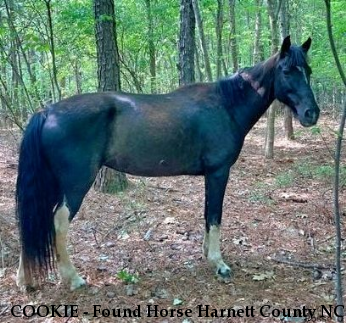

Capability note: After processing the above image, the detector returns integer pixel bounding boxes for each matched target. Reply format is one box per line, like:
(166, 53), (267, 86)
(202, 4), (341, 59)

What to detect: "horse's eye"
(283, 69), (290, 75)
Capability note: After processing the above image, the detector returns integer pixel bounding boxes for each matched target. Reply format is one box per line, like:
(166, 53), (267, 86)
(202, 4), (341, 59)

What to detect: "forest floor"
(0, 115), (345, 323)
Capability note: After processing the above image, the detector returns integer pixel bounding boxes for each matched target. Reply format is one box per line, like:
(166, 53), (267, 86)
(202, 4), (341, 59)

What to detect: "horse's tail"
(16, 110), (62, 279)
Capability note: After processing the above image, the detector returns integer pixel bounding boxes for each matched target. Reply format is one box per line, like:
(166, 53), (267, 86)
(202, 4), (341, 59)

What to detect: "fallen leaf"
(253, 271), (275, 281)
(163, 217), (176, 224)
(0, 268), (6, 278)
(173, 298), (183, 306)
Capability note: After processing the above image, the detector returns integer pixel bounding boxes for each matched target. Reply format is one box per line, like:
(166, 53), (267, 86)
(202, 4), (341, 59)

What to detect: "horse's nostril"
(304, 109), (313, 120)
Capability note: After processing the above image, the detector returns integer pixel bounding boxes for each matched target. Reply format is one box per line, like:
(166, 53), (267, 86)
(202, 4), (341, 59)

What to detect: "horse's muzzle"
(299, 106), (320, 127)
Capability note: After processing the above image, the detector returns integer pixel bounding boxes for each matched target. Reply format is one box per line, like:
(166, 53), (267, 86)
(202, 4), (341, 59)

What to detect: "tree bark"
(253, 0), (263, 64)
(228, 0), (239, 73)
(215, 0), (224, 79)
(195, 46), (203, 82)
(44, 0), (61, 102)
(4, 0), (37, 113)
(144, 0), (156, 93)
(324, 1), (346, 321)
(279, 0), (294, 140)
(94, 0), (127, 193)
(178, 0), (196, 86)
(74, 60), (82, 94)
(94, 0), (121, 91)
(264, 0), (279, 159)
(192, 0), (212, 82)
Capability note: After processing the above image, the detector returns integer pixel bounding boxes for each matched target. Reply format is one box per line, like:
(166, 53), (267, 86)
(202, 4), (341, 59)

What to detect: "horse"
(16, 36), (319, 291)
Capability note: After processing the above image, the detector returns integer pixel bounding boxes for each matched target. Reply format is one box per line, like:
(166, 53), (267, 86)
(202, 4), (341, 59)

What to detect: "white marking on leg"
(16, 251), (32, 288)
(207, 225), (231, 278)
(16, 252), (25, 287)
(54, 202), (86, 290)
(202, 230), (209, 257)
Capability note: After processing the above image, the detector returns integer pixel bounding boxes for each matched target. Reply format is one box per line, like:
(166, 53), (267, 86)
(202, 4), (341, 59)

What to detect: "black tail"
(16, 110), (63, 279)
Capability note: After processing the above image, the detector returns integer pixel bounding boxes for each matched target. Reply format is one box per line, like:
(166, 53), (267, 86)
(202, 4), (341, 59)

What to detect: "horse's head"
(274, 36), (320, 127)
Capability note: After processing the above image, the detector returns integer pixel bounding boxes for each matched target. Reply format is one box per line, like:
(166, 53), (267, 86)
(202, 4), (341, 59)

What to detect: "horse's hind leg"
(16, 251), (33, 288)
(204, 167), (231, 280)
(16, 203), (86, 291)
(54, 202), (86, 291)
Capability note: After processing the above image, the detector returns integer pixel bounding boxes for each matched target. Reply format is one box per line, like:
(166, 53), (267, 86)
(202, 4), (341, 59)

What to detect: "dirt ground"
(0, 115), (345, 323)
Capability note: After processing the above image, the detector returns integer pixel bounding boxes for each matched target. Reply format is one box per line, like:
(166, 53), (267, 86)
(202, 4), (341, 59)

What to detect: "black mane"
(216, 54), (278, 108)
(216, 73), (247, 108)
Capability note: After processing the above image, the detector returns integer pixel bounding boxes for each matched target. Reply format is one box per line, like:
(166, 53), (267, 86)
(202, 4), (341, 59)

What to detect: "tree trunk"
(94, 0), (121, 91)
(4, 0), (36, 114)
(324, 0), (346, 318)
(10, 40), (19, 112)
(7, 0), (19, 109)
(44, 0), (61, 102)
(195, 46), (203, 82)
(178, 0), (196, 86)
(264, 0), (279, 159)
(279, 0), (294, 140)
(192, 0), (212, 82)
(93, 0), (128, 193)
(294, 2), (302, 44)
(215, 0), (224, 79)
(283, 106), (294, 139)
(144, 0), (156, 93)
(74, 60), (82, 94)
(253, 0), (263, 64)
(245, 9), (253, 64)
(228, 0), (239, 73)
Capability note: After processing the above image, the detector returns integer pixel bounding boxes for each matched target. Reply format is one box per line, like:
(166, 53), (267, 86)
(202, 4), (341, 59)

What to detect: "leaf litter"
(0, 117), (344, 322)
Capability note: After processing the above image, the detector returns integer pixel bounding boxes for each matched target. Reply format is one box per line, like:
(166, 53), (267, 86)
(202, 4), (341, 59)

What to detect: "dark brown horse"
(16, 36), (319, 290)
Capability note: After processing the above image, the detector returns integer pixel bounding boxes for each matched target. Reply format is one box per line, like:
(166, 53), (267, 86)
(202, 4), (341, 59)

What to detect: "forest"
(0, 0), (344, 127)
(0, 0), (345, 322)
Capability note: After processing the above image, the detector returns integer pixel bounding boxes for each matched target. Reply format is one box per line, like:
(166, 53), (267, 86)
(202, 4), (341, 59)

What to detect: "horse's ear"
(301, 37), (312, 53)
(280, 35), (291, 58)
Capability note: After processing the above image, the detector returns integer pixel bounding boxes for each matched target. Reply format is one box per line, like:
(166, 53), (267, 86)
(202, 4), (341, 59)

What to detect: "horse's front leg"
(203, 167), (231, 280)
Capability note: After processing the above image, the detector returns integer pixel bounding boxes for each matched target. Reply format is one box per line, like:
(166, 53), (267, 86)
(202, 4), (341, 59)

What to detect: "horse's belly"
(106, 114), (204, 176)
(105, 151), (203, 177)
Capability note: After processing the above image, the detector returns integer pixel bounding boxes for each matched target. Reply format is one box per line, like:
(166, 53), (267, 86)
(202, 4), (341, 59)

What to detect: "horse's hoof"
(17, 283), (37, 293)
(25, 285), (37, 293)
(70, 276), (87, 291)
(217, 266), (232, 283)
(17, 276), (37, 292)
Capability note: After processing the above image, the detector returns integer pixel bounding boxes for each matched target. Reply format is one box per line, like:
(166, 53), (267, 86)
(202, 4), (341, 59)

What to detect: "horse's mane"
(216, 73), (246, 108)
(216, 54), (278, 108)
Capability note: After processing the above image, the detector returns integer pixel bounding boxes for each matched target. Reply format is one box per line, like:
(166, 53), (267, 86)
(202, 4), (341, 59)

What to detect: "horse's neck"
(231, 62), (276, 136)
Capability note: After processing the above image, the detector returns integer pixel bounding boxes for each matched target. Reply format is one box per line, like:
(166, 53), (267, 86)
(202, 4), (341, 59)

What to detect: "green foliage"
(294, 160), (314, 179)
(275, 171), (295, 188)
(310, 126), (321, 135)
(294, 160), (346, 187)
(249, 158), (346, 205)
(0, 0), (344, 125)
(248, 191), (274, 205)
(117, 269), (139, 284)
(248, 182), (274, 205)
